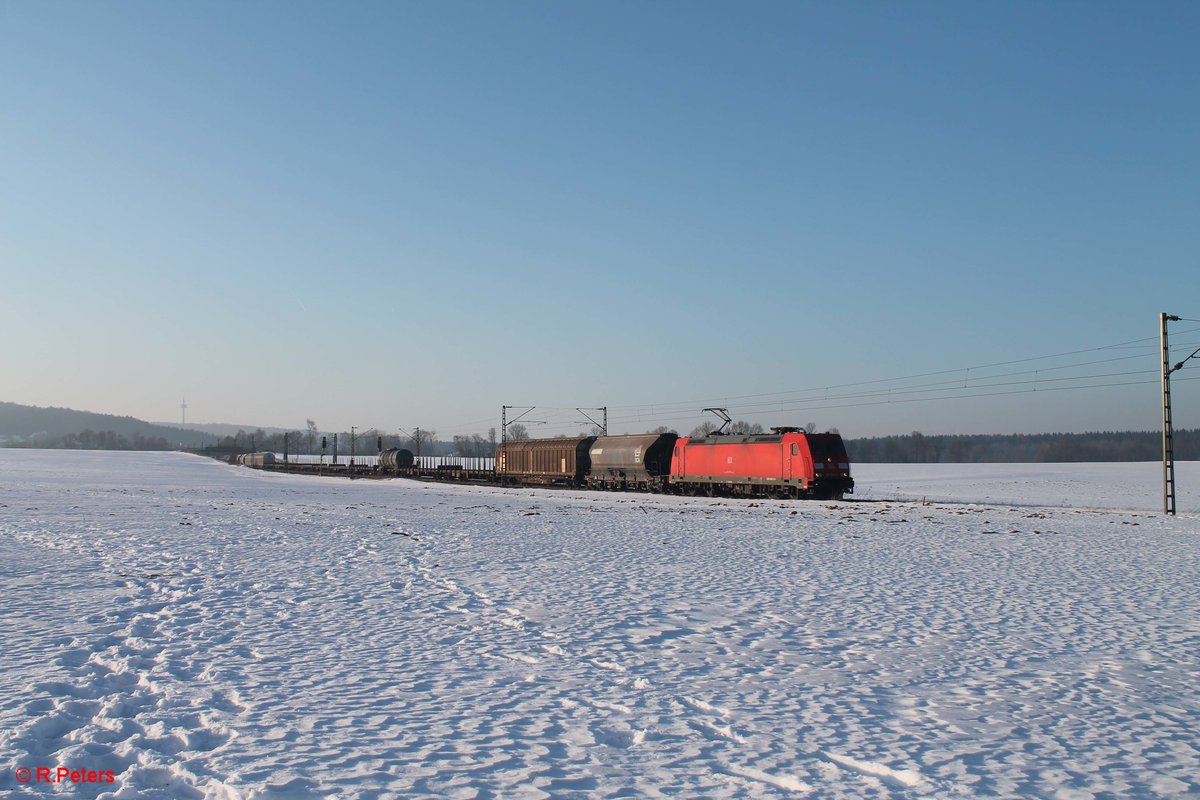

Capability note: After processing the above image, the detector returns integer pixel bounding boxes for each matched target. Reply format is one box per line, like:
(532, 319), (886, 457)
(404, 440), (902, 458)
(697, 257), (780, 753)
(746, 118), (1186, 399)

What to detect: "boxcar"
(586, 433), (678, 491)
(496, 436), (596, 485)
(670, 429), (853, 499)
(241, 452), (277, 468)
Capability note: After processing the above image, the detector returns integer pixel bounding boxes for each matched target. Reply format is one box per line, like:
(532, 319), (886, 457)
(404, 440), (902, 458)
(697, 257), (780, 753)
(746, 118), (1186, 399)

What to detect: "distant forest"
(3, 401), (1196, 462)
(140, 426), (1200, 464)
(7, 430), (178, 451)
(845, 430), (1198, 463)
(206, 426), (461, 458)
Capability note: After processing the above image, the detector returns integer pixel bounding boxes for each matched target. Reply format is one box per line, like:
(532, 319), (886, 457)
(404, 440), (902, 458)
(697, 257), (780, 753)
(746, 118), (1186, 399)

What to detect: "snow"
(1, 450), (1197, 799)
(852, 461), (1200, 513)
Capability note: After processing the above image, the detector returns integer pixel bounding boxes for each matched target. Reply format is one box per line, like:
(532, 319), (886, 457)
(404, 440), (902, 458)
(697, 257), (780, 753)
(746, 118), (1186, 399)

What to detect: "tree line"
(844, 429), (1200, 463)
(11, 416), (1198, 464)
(4, 429), (174, 451)
(207, 422), (500, 459)
(212, 421), (1200, 464)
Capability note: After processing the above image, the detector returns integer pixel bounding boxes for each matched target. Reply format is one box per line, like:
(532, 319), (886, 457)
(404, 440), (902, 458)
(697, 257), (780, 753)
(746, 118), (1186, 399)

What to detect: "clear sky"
(3, 1), (1197, 439)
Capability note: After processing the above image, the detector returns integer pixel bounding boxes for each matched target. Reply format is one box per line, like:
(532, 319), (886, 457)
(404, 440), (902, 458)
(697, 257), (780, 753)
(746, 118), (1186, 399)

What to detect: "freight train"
(241, 428), (853, 500)
(490, 428), (853, 499)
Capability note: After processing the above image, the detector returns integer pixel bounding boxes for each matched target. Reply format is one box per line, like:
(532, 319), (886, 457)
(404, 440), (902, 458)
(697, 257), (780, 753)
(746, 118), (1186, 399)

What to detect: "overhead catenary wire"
(595, 348), (1197, 426)
(605, 357), (1164, 424)
(502, 372), (1200, 437)
(427, 367), (1200, 436)
(601, 328), (1200, 414)
(418, 328), (1200, 436)
(603, 373), (1194, 430)
(604, 351), (1198, 427)
(418, 370), (1200, 438)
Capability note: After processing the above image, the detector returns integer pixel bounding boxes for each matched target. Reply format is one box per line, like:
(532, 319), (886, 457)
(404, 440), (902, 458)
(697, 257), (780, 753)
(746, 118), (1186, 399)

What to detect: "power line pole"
(501, 406), (537, 446)
(1162, 313), (1178, 515)
(1162, 312), (1200, 515)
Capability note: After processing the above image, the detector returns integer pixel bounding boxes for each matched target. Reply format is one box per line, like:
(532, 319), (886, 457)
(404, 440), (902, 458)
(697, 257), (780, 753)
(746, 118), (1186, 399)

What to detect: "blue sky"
(2, 1), (1197, 439)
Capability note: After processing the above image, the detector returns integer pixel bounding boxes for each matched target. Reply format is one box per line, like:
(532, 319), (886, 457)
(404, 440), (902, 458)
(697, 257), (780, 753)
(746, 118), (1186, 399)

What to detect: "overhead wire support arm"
(576, 407), (608, 435)
(1167, 346), (1200, 376)
(501, 406), (537, 447)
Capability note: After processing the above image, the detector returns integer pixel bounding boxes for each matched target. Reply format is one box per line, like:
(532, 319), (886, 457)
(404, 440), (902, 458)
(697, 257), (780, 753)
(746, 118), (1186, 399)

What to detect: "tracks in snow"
(395, 527), (957, 798)
(3, 562), (245, 797)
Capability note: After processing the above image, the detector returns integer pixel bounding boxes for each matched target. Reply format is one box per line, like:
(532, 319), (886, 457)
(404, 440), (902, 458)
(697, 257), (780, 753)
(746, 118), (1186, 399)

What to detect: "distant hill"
(150, 421), (290, 437)
(0, 401), (218, 448)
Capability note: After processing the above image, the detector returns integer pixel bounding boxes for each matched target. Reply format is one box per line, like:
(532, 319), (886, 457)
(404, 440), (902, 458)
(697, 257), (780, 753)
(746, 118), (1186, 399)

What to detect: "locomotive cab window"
(808, 438), (849, 458)
(791, 444), (799, 456)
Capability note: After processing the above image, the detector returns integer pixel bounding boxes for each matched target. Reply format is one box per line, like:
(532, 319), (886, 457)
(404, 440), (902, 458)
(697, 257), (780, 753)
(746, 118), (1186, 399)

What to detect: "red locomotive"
(669, 427), (853, 499)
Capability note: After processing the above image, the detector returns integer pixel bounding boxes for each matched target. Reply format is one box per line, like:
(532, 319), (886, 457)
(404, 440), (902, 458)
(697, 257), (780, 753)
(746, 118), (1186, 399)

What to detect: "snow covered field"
(853, 461), (1200, 513)
(1, 450), (1197, 799)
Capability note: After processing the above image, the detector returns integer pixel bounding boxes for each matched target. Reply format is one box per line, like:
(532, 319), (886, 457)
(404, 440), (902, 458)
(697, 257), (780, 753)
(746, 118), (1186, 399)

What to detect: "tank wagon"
(670, 428), (853, 499)
(586, 433), (677, 491)
(378, 448), (415, 471)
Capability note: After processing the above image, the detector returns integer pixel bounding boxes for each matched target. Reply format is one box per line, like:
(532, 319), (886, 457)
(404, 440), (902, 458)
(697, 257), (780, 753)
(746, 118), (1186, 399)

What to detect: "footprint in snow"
(823, 752), (925, 790)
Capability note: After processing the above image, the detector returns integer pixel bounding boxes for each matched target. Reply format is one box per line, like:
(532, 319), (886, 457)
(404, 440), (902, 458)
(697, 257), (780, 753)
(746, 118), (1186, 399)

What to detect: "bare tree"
(452, 434), (491, 457)
(689, 421), (719, 437)
(508, 423), (530, 441)
(406, 428), (437, 455)
(805, 422), (817, 434)
(728, 420), (764, 435)
(911, 431), (926, 462)
(648, 426), (677, 434)
(306, 419), (318, 454)
(359, 428), (383, 453)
